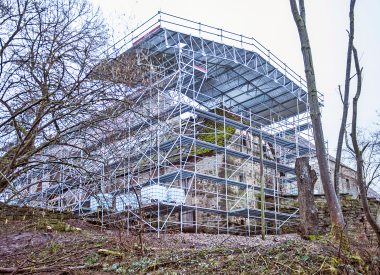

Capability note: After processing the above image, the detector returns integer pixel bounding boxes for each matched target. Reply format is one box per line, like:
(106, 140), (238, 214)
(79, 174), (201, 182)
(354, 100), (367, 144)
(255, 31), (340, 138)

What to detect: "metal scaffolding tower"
(3, 12), (326, 236)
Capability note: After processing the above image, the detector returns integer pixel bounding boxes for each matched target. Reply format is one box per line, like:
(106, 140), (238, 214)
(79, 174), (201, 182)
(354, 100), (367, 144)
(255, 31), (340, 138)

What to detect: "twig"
(35, 244), (103, 267)
(216, 233), (233, 247)
(10, 258), (29, 275)
(143, 260), (178, 272)
(313, 257), (327, 275)
(284, 258), (297, 274)
(238, 247), (247, 264)
(257, 251), (268, 269)
(0, 263), (101, 273)
(273, 261), (297, 273)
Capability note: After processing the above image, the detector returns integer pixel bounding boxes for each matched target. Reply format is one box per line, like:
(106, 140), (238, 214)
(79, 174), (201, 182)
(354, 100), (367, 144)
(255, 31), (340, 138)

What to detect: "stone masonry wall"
(281, 194), (380, 243)
(0, 202), (77, 232)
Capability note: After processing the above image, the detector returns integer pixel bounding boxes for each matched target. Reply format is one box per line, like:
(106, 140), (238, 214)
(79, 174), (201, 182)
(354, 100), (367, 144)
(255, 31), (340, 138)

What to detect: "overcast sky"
(90, 0), (380, 158)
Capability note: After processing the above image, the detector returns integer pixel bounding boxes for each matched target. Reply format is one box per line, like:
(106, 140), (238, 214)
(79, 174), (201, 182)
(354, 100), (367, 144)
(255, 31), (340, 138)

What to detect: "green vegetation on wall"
(191, 107), (244, 155)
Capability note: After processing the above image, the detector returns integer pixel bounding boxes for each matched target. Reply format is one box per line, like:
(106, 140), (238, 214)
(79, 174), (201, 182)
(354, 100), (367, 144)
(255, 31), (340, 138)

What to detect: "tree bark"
(351, 46), (380, 247)
(295, 157), (319, 236)
(335, 0), (356, 203)
(289, 0), (346, 236)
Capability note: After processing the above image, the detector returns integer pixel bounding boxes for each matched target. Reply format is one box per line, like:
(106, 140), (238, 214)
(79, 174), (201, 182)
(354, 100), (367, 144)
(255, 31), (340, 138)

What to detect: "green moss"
(98, 249), (124, 258)
(304, 235), (317, 241)
(51, 221), (69, 231)
(27, 219), (72, 232)
(350, 254), (365, 267)
(191, 107), (246, 155)
(329, 224), (349, 251)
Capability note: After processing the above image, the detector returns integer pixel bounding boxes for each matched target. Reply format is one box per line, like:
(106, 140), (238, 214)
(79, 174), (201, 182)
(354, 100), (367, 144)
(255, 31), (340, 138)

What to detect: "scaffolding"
(3, 12), (326, 236)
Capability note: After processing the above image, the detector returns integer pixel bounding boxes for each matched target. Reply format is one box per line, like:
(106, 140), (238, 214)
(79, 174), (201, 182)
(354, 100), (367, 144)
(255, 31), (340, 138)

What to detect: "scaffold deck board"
(192, 107), (312, 152)
(229, 207), (298, 221)
(284, 147), (310, 159)
(277, 123), (312, 137)
(159, 135), (295, 174)
(281, 176), (297, 184)
(138, 202), (196, 216)
(129, 105), (193, 132)
(143, 169), (276, 195)
(129, 104), (312, 159)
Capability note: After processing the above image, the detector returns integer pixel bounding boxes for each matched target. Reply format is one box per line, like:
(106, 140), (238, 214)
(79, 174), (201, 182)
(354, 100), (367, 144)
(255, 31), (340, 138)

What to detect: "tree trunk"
(351, 46), (380, 247)
(335, 0), (356, 204)
(131, 186), (144, 256)
(289, 0), (346, 237)
(295, 156), (319, 236)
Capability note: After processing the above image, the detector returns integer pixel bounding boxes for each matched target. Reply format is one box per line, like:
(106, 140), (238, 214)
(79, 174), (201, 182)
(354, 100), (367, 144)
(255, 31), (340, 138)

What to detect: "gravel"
(149, 233), (301, 249)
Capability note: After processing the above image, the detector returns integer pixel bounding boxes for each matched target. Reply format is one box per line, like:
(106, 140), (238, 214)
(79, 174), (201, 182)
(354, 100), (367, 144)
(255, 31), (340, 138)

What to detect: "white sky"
(90, 0), (380, 157)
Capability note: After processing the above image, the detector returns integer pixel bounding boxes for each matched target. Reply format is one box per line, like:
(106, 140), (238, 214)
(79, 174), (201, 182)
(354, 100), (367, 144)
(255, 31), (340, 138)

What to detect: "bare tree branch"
(334, 0), (356, 203)
(0, 0), (141, 194)
(350, 45), (380, 246)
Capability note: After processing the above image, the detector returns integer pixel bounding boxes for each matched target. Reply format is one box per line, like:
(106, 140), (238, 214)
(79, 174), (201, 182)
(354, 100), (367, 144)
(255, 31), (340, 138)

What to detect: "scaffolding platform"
(159, 135), (295, 174)
(284, 147), (310, 159)
(277, 123), (312, 136)
(129, 104), (312, 158)
(143, 169), (276, 195)
(129, 104), (193, 132)
(229, 207), (298, 222)
(281, 177), (297, 184)
(191, 107), (312, 154)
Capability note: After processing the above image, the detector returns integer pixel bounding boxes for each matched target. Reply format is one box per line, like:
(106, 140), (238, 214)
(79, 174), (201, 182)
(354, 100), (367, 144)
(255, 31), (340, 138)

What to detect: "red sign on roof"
(133, 25), (161, 46)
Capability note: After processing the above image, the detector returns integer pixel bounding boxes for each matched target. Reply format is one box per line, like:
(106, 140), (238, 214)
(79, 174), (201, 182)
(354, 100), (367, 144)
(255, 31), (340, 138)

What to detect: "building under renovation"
(2, 12), (328, 235)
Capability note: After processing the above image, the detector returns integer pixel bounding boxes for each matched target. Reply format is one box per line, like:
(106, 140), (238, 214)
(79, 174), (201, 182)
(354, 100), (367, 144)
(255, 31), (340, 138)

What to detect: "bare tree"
(347, 47), (380, 246)
(0, 0), (35, 79)
(0, 0), (138, 193)
(289, 0), (346, 238)
(344, 128), (380, 193)
(334, 0), (356, 202)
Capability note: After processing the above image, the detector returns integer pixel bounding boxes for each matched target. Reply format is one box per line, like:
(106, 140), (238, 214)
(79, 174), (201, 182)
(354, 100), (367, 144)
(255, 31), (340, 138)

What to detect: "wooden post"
(259, 133), (265, 240)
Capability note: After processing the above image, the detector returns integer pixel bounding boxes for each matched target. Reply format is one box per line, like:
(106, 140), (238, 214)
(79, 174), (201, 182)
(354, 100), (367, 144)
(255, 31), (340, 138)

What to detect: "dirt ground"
(0, 219), (379, 274)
